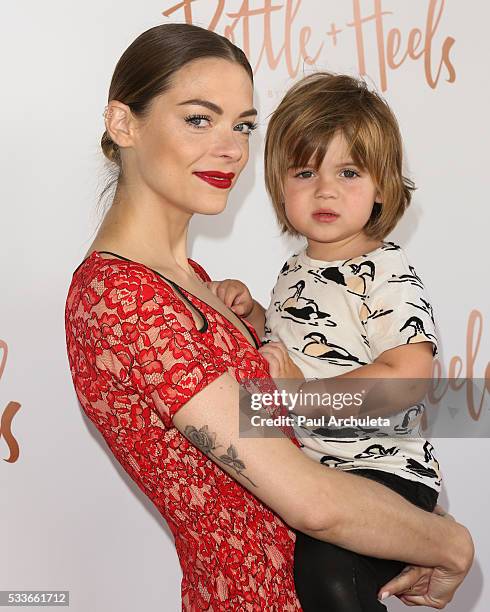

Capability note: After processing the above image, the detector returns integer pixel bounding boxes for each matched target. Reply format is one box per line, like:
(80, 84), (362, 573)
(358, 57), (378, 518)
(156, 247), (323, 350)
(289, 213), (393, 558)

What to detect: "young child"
(207, 72), (442, 610)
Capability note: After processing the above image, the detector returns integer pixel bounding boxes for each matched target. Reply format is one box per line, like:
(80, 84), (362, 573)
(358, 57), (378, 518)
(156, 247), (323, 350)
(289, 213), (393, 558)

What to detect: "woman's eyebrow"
(177, 98), (257, 118)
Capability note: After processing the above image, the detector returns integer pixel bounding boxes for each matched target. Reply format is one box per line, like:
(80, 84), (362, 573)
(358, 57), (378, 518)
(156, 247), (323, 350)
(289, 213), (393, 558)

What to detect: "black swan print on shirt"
(312, 425), (383, 438)
(402, 442), (440, 483)
(359, 301), (394, 326)
(294, 332), (367, 366)
(279, 257), (302, 276)
(316, 444), (401, 471)
(387, 265), (424, 289)
(400, 316), (437, 348)
(319, 455), (353, 469)
(406, 297), (435, 324)
(393, 404), (424, 434)
(354, 444), (400, 460)
(273, 280), (336, 326)
(381, 242), (401, 251)
(308, 260), (376, 297)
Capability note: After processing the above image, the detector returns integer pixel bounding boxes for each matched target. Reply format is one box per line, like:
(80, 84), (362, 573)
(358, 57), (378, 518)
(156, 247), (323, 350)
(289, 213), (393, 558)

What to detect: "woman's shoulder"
(188, 257), (211, 282)
(71, 251), (211, 286)
(65, 251), (188, 324)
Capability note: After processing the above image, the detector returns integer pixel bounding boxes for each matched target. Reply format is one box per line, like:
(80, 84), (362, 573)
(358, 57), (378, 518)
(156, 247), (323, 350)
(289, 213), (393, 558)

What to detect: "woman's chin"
(195, 198), (230, 216)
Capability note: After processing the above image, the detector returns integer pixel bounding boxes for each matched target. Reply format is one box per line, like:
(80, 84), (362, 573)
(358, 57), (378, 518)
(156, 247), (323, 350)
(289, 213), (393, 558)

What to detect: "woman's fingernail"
(379, 592), (390, 601)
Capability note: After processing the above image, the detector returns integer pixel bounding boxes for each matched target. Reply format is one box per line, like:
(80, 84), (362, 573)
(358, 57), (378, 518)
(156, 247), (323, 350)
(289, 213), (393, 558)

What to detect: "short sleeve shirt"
(264, 242), (442, 491)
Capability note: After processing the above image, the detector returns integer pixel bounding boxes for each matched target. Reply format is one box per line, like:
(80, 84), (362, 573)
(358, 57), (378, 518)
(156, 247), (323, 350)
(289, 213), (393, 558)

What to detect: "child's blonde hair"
(265, 72), (415, 240)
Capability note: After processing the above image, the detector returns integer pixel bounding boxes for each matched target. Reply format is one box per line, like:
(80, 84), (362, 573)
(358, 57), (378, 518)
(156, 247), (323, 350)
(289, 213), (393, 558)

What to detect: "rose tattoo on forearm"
(184, 424), (257, 487)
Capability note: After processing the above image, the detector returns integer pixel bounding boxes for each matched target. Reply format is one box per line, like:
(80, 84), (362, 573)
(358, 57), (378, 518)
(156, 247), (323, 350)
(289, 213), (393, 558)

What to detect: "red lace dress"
(65, 251), (303, 611)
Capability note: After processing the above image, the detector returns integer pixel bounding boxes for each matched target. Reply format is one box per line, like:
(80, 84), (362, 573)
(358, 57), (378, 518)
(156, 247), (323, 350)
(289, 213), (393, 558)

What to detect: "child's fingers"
(216, 283), (232, 304)
(265, 341), (288, 357)
(265, 342), (290, 370)
(258, 346), (277, 361)
(258, 344), (287, 374)
(231, 293), (254, 317)
(258, 349), (282, 377)
(230, 301), (249, 316)
(205, 281), (220, 296)
(258, 345), (281, 362)
(214, 283), (244, 308)
(224, 286), (245, 308)
(204, 280), (239, 303)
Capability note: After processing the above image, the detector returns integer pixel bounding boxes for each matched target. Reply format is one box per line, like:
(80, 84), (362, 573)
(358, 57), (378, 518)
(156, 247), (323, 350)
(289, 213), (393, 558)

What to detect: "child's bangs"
(287, 126), (368, 172)
(345, 120), (385, 175)
(288, 128), (336, 171)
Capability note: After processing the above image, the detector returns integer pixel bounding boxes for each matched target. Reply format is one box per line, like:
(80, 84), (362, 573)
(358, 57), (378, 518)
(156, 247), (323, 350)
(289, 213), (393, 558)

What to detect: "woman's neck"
(89, 188), (193, 274)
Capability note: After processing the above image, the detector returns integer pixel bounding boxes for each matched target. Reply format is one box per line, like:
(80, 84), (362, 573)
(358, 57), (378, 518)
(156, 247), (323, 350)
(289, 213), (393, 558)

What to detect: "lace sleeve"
(65, 258), (228, 429)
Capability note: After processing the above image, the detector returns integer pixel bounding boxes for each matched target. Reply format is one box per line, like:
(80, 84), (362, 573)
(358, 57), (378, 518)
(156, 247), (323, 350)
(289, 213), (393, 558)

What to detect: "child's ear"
(374, 189), (383, 205)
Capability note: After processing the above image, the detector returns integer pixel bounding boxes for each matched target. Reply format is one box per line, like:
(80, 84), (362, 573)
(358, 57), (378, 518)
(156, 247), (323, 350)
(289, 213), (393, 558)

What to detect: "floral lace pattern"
(65, 252), (302, 611)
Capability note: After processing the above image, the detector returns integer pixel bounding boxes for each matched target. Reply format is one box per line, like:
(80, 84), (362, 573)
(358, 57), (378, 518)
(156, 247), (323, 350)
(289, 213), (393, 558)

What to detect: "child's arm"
(206, 279), (266, 338)
(259, 340), (434, 419)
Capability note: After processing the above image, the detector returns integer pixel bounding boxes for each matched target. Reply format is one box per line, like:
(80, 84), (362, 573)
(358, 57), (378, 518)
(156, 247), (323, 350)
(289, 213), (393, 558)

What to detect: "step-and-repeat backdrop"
(1, 1), (488, 610)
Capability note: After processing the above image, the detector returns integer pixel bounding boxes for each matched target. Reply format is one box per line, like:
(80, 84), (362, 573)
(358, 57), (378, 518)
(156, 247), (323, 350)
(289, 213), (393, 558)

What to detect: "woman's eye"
(234, 121), (258, 135)
(294, 170), (315, 179)
(340, 168), (360, 179)
(185, 114), (211, 128)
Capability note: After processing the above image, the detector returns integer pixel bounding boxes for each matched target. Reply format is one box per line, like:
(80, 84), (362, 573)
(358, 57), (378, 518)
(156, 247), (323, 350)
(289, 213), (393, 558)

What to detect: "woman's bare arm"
(172, 372), (473, 576)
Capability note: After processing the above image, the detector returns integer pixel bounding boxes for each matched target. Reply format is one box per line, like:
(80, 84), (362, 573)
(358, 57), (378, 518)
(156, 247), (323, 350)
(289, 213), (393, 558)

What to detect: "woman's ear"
(104, 101), (136, 149)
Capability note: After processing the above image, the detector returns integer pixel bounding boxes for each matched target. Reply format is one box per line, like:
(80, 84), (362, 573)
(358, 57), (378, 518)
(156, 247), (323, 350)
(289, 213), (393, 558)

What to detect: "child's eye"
(340, 168), (360, 179)
(234, 121), (258, 135)
(185, 114), (211, 128)
(294, 170), (315, 179)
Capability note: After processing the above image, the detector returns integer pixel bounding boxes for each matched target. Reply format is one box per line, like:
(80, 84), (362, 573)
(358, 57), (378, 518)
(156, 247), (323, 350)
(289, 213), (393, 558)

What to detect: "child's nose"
(314, 176), (338, 199)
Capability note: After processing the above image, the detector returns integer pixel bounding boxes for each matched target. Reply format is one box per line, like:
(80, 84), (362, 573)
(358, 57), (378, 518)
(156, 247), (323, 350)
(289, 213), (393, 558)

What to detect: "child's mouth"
(312, 210), (340, 223)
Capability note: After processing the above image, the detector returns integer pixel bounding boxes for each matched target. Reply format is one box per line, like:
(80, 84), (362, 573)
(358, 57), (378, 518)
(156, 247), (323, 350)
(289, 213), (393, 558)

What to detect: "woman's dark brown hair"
(100, 23), (253, 201)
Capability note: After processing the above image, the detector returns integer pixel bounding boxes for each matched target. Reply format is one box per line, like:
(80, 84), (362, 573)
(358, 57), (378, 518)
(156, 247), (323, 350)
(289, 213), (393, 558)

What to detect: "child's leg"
(293, 470), (438, 612)
(294, 531), (405, 612)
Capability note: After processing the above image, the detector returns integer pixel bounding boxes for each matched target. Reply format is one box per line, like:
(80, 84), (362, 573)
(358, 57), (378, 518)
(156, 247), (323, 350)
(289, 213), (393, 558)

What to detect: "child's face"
(283, 131), (381, 246)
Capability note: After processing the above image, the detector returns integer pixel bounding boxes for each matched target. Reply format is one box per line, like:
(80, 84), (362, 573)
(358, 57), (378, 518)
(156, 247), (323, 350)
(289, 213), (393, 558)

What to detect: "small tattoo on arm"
(184, 424), (257, 487)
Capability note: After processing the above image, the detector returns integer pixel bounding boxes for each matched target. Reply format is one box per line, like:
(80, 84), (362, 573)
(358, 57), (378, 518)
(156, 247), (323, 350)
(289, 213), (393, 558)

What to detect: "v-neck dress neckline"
(84, 250), (261, 350)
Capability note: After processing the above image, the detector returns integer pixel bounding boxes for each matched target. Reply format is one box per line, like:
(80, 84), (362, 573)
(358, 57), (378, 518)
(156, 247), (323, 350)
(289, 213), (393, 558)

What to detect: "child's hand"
(258, 341), (304, 380)
(206, 279), (254, 317)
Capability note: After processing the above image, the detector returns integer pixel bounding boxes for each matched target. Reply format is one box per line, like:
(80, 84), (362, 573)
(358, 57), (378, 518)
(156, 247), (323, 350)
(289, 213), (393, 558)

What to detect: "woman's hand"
(377, 565), (433, 604)
(206, 279), (254, 317)
(377, 506), (474, 608)
(378, 561), (472, 608)
(258, 341), (304, 379)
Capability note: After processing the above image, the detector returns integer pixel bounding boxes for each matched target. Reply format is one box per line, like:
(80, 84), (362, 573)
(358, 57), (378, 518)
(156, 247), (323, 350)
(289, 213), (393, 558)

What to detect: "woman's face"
(129, 58), (256, 216)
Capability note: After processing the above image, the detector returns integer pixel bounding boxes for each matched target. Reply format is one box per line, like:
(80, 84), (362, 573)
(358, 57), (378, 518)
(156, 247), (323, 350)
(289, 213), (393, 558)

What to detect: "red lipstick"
(193, 170), (235, 190)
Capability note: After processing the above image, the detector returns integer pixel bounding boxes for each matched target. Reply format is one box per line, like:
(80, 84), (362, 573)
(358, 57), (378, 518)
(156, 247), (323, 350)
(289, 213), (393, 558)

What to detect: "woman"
(65, 23), (473, 611)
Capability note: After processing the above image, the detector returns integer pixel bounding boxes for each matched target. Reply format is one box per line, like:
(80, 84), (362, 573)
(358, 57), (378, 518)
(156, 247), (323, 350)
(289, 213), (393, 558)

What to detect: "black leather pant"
(294, 470), (438, 612)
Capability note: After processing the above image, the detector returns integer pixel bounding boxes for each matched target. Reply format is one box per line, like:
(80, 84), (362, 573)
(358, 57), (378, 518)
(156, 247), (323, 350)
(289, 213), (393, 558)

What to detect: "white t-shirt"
(263, 241), (442, 491)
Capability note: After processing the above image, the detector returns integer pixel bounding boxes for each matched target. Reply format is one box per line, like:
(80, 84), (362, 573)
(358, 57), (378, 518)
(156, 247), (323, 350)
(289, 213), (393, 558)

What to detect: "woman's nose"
(213, 130), (245, 162)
